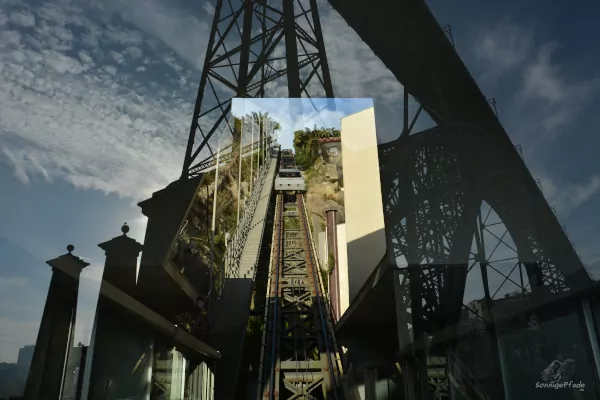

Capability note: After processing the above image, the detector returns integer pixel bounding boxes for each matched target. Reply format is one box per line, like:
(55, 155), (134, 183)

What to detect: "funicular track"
(256, 193), (344, 399)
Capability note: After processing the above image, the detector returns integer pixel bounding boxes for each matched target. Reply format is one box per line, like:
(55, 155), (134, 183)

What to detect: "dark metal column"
(473, 210), (508, 399)
(282, 0), (301, 97)
(237, 0), (254, 96)
(308, 0), (334, 97)
(181, 0), (224, 178)
(325, 207), (340, 321)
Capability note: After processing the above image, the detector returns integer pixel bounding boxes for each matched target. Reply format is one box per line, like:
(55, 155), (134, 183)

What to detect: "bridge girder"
(378, 124), (593, 346)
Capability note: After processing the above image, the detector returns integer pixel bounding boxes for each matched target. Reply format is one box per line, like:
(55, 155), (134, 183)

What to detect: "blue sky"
(0, 0), (598, 363)
(231, 98), (374, 150)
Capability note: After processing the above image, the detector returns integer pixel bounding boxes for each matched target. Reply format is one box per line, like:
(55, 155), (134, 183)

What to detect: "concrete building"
(318, 137), (342, 163)
(339, 106), (385, 305)
(313, 106), (382, 324)
(16, 346), (34, 370)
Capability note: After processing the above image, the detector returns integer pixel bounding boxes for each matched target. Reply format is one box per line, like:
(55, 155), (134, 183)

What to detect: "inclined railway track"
(256, 193), (343, 399)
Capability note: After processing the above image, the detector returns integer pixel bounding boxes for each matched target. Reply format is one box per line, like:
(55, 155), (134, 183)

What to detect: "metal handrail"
(215, 157), (273, 295)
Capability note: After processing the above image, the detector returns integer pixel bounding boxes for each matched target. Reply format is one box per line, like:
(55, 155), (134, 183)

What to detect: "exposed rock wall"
(304, 157), (345, 229)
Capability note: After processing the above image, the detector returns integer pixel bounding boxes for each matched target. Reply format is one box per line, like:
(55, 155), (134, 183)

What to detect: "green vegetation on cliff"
(293, 126), (340, 170)
(170, 113), (280, 332)
(292, 126), (345, 294)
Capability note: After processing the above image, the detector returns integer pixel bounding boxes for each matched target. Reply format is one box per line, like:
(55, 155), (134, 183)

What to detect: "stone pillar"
(86, 224), (149, 400)
(136, 176), (203, 311)
(24, 245), (89, 400)
(137, 176), (202, 270)
(324, 207), (340, 321)
(97, 223), (143, 297)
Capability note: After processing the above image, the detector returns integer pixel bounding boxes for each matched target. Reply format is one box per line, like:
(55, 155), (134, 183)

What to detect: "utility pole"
(208, 146), (220, 326)
(237, 118), (244, 227)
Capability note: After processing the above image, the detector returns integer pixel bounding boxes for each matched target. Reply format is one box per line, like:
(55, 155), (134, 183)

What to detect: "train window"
(279, 171), (301, 178)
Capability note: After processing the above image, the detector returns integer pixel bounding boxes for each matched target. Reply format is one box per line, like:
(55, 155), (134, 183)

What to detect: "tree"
(232, 112), (281, 167)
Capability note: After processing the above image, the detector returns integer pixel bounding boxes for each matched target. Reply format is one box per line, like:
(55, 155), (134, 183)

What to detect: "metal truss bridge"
(22, 0), (600, 399)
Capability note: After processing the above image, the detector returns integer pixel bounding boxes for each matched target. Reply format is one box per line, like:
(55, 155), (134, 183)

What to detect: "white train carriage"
(274, 169), (306, 192)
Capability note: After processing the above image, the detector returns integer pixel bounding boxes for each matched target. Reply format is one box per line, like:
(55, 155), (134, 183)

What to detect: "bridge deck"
(328, 0), (502, 135)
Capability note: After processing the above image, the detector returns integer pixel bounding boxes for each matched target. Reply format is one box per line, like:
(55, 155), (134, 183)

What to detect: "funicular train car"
(280, 149), (295, 169)
(274, 168), (306, 192)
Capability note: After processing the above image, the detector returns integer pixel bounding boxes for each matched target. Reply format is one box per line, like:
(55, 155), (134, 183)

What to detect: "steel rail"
(256, 193), (282, 399)
(297, 194), (341, 398)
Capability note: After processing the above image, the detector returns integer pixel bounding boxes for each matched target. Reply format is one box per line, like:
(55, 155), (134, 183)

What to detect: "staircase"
(208, 157), (278, 400)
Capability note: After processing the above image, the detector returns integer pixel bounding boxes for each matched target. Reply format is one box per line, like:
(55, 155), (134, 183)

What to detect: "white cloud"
(203, 1), (215, 16)
(105, 26), (145, 46)
(81, 26), (102, 49)
(53, 24), (74, 42)
(539, 175), (600, 218)
(126, 46), (143, 59)
(9, 10), (35, 27)
(472, 22), (600, 149)
(0, 29), (22, 48)
(110, 50), (126, 65)
(520, 45), (600, 132)
(102, 64), (117, 75)
(0, 2), (202, 202)
(43, 49), (86, 74)
(78, 50), (94, 66)
(474, 21), (532, 77)
(135, 65), (146, 72)
(164, 54), (184, 73)
(0, 10), (8, 26)
(2, 146), (30, 183)
(102, 0), (210, 69)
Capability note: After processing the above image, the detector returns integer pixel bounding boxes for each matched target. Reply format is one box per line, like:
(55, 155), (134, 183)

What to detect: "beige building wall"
(336, 224), (350, 317)
(340, 106), (386, 304)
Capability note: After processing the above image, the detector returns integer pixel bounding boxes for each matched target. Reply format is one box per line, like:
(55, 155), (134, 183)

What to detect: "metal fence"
(214, 156), (272, 295)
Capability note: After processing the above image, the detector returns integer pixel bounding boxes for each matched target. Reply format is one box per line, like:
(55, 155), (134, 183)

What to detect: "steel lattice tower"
(181, 0), (334, 178)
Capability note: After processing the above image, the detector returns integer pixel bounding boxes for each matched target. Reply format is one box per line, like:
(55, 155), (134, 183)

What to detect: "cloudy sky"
(0, 0), (599, 363)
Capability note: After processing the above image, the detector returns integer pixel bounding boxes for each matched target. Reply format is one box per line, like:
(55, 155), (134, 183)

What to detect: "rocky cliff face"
(304, 157), (345, 229)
